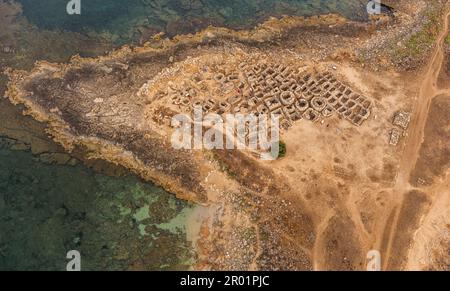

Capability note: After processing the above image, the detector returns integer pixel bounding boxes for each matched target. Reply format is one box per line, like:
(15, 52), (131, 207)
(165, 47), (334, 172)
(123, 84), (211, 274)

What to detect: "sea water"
(17, 0), (370, 43)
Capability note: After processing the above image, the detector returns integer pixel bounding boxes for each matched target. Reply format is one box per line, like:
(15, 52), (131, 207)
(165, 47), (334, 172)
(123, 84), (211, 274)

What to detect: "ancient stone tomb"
(148, 57), (373, 130)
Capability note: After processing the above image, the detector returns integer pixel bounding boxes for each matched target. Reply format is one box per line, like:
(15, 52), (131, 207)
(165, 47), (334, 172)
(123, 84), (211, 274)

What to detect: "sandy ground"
(383, 9), (450, 270)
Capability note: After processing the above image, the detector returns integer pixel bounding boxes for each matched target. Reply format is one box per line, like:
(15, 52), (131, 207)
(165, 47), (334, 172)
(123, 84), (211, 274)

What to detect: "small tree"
(278, 141), (287, 158)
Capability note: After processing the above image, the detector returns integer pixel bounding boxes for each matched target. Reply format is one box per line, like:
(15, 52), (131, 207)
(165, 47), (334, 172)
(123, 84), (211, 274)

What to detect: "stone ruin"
(157, 59), (374, 131)
(389, 128), (402, 146)
(389, 111), (411, 146)
(392, 111), (411, 129)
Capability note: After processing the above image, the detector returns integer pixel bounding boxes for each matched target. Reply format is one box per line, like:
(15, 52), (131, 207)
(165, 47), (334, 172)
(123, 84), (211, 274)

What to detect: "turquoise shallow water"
(17, 0), (369, 43)
(0, 137), (196, 270)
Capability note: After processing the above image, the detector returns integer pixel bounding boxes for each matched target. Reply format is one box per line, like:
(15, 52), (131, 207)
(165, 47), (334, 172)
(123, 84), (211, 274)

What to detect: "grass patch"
(403, 13), (440, 56)
(394, 2), (443, 60)
(208, 150), (237, 178)
(446, 35), (450, 44)
(278, 141), (286, 158)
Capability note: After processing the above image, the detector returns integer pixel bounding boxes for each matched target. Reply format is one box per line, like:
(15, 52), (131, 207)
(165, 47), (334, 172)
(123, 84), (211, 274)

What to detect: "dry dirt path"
(382, 6), (450, 270)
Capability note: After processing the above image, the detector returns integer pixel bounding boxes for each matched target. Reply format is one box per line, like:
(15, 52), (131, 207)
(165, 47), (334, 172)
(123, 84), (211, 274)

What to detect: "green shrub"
(278, 141), (286, 158)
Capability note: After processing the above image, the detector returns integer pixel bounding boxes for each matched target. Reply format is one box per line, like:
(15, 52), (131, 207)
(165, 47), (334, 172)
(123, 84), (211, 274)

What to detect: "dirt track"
(383, 6), (450, 270)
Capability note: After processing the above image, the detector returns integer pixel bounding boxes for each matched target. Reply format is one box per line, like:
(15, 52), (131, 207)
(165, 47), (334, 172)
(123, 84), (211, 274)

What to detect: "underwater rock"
(0, 196), (5, 212)
(38, 153), (72, 165)
(179, 0), (204, 11)
(30, 138), (56, 155)
(10, 142), (30, 151)
(166, 19), (196, 36)
(67, 158), (78, 166)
